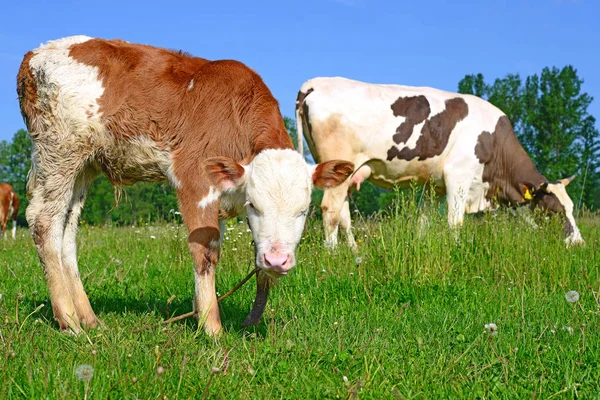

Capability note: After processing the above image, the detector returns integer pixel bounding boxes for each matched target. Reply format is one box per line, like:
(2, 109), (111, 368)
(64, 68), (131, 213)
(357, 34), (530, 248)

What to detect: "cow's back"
(18, 36), (293, 186)
(298, 77), (506, 188)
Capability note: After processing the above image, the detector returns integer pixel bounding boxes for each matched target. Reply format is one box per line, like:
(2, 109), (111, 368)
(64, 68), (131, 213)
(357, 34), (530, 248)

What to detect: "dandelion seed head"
(565, 290), (579, 303)
(484, 323), (498, 336)
(355, 257), (363, 265)
(562, 326), (574, 334)
(74, 364), (94, 382)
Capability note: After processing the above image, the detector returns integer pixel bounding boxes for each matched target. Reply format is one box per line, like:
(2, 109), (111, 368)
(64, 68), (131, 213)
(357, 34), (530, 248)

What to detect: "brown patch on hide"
(387, 97), (468, 162)
(390, 95), (431, 144)
(16, 51), (39, 131)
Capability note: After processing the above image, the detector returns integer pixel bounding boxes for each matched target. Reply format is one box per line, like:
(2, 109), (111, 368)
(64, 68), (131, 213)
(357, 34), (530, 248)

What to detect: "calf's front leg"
(188, 225), (222, 336)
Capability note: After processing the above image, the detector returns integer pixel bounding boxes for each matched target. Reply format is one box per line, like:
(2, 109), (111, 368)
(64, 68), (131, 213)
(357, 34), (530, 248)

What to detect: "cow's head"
(520, 176), (585, 246)
(204, 149), (354, 276)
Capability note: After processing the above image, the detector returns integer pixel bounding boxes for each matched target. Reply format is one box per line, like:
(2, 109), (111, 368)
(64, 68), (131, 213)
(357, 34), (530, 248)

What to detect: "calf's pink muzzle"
(263, 252), (293, 275)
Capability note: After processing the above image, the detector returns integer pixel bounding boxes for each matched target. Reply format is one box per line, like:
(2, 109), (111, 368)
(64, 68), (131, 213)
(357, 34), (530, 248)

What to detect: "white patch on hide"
(166, 155), (181, 188)
(198, 186), (221, 209)
(29, 36), (105, 131)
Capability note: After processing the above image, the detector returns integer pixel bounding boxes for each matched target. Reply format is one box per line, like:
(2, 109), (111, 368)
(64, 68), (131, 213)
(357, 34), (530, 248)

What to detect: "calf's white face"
(204, 149), (353, 276)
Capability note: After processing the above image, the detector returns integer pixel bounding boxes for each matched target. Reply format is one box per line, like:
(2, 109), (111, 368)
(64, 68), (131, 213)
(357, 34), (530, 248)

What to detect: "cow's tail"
(295, 86), (314, 156)
(296, 102), (304, 155)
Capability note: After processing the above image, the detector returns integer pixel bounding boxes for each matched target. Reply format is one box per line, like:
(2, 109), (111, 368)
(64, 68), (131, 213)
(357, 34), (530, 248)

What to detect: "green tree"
(457, 73), (488, 98)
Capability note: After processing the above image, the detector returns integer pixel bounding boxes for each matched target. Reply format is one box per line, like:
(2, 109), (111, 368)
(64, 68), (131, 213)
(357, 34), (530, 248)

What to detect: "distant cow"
(17, 37), (353, 335)
(296, 77), (584, 249)
(0, 183), (19, 239)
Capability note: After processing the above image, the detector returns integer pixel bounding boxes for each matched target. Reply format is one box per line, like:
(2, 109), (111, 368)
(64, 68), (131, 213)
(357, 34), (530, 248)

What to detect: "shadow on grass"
(16, 293), (269, 338)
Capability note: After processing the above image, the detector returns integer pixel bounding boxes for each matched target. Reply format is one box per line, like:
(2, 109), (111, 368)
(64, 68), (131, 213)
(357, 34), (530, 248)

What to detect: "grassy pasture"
(0, 197), (599, 399)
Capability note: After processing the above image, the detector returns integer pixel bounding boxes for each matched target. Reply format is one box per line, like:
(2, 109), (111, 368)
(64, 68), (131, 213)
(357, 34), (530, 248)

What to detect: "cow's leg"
(321, 182), (351, 249)
(27, 172), (82, 332)
(11, 220), (17, 239)
(61, 168), (99, 328)
(178, 186), (222, 336)
(443, 167), (474, 227)
(0, 212), (6, 239)
(339, 197), (357, 252)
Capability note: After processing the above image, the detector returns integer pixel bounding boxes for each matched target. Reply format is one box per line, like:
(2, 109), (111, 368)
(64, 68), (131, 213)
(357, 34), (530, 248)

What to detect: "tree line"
(1, 65), (598, 226)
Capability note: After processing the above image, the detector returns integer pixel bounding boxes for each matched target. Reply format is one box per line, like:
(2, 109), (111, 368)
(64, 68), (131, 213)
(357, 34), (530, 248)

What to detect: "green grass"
(0, 199), (599, 399)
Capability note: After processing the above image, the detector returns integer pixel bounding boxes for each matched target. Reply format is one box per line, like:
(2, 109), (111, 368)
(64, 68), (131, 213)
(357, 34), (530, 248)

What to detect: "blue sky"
(0, 0), (598, 142)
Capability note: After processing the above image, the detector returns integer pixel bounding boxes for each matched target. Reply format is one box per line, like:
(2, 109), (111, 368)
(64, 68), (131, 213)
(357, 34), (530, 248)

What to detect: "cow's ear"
(519, 182), (536, 201)
(204, 157), (248, 191)
(311, 160), (354, 189)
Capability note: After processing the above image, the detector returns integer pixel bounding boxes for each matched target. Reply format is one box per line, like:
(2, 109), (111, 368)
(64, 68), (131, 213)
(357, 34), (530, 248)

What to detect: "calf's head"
(205, 149), (353, 276)
(521, 176), (584, 246)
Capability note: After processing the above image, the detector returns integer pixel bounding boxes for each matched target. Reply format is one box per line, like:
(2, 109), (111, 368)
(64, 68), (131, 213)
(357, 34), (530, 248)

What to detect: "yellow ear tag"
(524, 189), (533, 200)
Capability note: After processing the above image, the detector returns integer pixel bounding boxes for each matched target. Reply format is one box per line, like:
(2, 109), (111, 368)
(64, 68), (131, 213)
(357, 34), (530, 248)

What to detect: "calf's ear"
(203, 157), (247, 191)
(311, 160), (354, 189)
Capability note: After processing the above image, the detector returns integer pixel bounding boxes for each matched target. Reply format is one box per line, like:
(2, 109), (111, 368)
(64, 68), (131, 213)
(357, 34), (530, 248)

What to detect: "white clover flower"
(565, 290), (579, 303)
(74, 364), (94, 382)
(484, 323), (498, 336)
(150, 235), (156, 239)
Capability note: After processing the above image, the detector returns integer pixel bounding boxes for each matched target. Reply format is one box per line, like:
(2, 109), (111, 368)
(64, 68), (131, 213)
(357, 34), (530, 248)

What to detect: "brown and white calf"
(296, 77), (584, 249)
(0, 183), (19, 239)
(17, 36), (353, 335)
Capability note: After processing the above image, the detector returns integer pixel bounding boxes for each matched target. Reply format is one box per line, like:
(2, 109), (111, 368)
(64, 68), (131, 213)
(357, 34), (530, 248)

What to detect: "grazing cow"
(0, 183), (19, 239)
(17, 37), (353, 335)
(296, 77), (584, 249)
